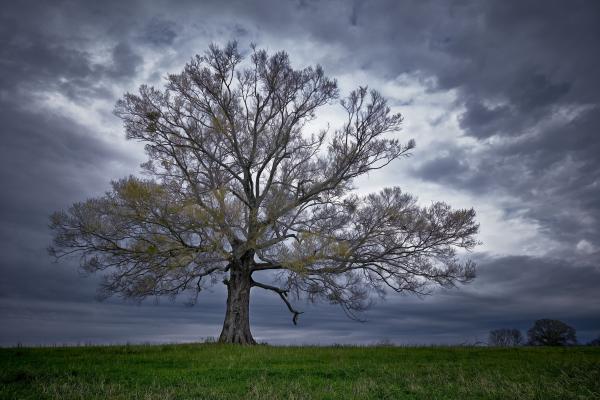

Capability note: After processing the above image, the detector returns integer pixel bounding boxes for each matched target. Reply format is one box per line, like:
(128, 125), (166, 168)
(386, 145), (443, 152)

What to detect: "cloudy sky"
(1, 0), (599, 346)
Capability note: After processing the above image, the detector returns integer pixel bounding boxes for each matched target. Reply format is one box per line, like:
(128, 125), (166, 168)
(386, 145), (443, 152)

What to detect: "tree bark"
(218, 253), (256, 344)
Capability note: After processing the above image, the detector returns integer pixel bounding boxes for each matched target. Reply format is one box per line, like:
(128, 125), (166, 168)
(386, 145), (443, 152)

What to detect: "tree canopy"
(50, 42), (479, 344)
(527, 319), (577, 346)
(488, 328), (523, 347)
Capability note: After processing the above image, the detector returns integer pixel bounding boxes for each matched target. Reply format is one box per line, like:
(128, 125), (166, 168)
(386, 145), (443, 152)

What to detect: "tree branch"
(251, 279), (303, 325)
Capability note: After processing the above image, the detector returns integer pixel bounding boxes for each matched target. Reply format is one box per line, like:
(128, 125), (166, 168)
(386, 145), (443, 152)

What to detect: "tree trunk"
(218, 254), (256, 344)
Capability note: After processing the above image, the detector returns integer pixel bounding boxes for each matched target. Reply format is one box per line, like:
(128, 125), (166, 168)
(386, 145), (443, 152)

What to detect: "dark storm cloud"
(0, 96), (139, 307)
(0, 17), (95, 96)
(415, 154), (469, 184)
(416, 104), (600, 250)
(457, 101), (512, 139)
(109, 42), (144, 79)
(1, 0), (599, 346)
(140, 17), (178, 46)
(369, 1), (600, 256)
(0, 0), (152, 344)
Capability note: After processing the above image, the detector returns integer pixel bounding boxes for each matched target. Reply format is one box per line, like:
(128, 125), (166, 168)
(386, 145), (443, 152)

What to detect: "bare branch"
(251, 279), (303, 325)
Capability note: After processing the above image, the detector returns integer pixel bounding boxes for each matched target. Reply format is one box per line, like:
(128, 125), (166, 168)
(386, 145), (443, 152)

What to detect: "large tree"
(50, 42), (479, 344)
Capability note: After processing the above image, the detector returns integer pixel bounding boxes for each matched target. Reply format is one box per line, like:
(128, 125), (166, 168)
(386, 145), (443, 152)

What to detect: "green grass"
(1, 344), (599, 399)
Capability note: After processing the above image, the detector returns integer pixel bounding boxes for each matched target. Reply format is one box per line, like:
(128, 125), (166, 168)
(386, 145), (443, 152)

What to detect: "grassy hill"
(1, 343), (599, 399)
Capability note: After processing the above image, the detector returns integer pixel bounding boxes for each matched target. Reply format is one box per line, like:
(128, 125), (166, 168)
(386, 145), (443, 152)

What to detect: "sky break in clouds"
(0, 0), (599, 346)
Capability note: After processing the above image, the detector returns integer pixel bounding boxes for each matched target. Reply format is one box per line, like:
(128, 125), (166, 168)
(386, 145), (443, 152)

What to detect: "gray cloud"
(0, 18), (96, 96)
(140, 17), (178, 46)
(416, 105), (600, 253)
(108, 42), (144, 79)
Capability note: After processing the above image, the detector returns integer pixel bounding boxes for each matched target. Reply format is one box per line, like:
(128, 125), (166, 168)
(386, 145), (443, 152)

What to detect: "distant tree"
(588, 335), (600, 346)
(49, 42), (479, 344)
(527, 319), (577, 346)
(488, 328), (523, 347)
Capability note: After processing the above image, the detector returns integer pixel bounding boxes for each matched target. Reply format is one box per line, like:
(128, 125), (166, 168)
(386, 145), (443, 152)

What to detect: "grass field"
(1, 343), (599, 399)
